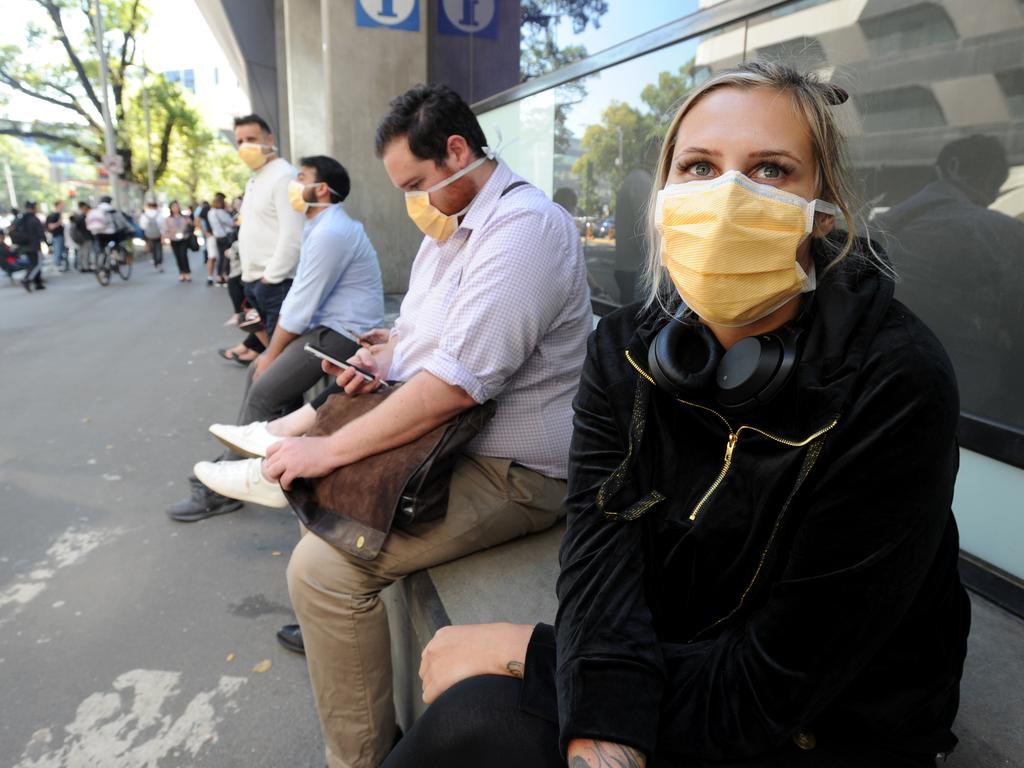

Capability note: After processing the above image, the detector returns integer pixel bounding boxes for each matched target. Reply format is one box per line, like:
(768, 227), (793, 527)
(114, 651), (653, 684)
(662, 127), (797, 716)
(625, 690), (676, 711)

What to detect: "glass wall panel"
(429, 0), (700, 103)
(684, 0), (1024, 434)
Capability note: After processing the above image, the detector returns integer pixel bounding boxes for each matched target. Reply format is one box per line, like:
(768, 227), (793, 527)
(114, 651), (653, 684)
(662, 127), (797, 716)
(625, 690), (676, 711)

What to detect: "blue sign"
(356, 0), (420, 31)
(438, 0), (497, 38)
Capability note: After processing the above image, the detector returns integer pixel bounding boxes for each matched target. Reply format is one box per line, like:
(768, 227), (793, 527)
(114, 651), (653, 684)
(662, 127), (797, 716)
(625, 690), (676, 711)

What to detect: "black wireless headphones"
(648, 314), (802, 412)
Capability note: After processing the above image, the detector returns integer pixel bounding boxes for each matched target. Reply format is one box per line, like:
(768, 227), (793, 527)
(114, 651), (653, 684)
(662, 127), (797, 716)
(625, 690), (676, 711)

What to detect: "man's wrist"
(325, 430), (352, 468)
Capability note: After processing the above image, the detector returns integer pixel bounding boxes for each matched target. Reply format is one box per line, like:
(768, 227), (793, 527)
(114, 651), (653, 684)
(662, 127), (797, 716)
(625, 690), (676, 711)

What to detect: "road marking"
(0, 527), (124, 622)
(14, 669), (247, 767)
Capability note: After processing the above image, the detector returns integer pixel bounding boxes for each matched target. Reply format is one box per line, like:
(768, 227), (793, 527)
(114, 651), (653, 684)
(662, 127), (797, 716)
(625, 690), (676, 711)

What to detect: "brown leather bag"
(284, 389), (496, 560)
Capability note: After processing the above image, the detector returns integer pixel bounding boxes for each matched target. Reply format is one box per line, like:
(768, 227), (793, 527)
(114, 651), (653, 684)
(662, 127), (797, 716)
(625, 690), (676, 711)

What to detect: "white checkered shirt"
(388, 161), (591, 479)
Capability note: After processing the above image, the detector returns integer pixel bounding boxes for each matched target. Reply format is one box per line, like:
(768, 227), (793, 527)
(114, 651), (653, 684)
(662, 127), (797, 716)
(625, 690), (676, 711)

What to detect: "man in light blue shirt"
(167, 155), (384, 522)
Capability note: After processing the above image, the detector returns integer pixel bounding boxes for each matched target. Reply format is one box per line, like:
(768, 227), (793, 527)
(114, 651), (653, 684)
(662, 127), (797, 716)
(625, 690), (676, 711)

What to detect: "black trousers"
(21, 248), (42, 286)
(381, 676), (563, 768)
(227, 275), (245, 314)
(147, 237), (163, 266)
(170, 240), (190, 275)
(382, 675), (941, 768)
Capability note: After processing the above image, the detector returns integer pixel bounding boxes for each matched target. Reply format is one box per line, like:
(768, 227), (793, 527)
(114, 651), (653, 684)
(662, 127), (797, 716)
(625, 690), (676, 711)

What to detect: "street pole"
(92, 0), (121, 209)
(4, 161), (16, 209)
(142, 79), (154, 200)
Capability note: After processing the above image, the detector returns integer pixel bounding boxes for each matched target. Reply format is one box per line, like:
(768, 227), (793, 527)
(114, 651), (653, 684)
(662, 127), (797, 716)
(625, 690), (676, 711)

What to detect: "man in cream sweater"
(233, 114), (305, 341)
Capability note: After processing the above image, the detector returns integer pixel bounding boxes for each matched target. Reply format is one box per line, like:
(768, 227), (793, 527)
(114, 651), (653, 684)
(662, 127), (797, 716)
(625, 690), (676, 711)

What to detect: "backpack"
(71, 215), (89, 244)
(9, 214), (32, 246)
(143, 213), (160, 239)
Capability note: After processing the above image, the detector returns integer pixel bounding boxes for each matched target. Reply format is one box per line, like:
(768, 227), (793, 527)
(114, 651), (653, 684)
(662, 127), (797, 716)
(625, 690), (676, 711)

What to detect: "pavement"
(0, 261), (325, 767)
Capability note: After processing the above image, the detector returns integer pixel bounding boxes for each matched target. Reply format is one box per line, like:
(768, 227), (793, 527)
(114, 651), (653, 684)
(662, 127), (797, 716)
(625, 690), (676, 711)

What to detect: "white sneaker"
(193, 459), (289, 508)
(209, 421), (280, 458)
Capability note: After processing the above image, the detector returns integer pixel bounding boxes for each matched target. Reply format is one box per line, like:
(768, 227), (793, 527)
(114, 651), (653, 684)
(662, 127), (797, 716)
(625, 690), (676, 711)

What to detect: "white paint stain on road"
(14, 669), (247, 767)
(0, 527), (125, 621)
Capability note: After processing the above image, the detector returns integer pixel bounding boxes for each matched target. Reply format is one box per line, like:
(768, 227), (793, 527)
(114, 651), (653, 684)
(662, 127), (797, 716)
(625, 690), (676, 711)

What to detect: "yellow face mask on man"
(655, 170), (836, 326)
(238, 142), (276, 171)
(287, 180), (339, 214)
(405, 148), (493, 241)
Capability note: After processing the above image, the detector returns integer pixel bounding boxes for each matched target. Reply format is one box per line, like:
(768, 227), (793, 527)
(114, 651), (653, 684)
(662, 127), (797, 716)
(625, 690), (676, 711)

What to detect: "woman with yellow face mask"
(381, 62), (968, 768)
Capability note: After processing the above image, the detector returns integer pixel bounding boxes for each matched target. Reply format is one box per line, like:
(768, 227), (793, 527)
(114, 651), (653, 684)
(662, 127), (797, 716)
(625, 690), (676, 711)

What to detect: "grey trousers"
(219, 325), (357, 460)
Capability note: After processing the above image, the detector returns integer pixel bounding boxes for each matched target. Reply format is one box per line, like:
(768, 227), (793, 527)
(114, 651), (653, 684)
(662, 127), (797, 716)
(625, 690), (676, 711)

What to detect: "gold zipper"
(624, 349), (839, 521)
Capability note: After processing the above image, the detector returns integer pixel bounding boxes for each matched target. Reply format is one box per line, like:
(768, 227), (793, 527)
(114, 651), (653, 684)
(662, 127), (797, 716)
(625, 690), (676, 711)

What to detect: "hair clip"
(825, 85), (849, 106)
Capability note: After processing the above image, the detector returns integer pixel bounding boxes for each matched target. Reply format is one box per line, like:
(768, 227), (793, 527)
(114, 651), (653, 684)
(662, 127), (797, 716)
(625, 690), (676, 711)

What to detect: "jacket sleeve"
(555, 325), (666, 758)
(653, 324), (960, 760)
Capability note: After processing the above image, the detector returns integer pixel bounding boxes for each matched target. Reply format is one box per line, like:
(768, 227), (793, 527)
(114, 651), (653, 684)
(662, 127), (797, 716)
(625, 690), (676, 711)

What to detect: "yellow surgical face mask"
(404, 149), (492, 241)
(655, 170), (836, 327)
(238, 142), (276, 170)
(288, 180), (339, 213)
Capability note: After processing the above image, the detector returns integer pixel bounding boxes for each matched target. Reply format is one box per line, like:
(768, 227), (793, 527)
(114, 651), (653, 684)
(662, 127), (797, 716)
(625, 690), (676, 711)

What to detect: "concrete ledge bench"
(382, 526), (1024, 767)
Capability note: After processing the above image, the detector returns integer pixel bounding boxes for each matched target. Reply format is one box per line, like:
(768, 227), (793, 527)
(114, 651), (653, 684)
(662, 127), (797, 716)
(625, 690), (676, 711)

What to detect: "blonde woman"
(382, 62), (969, 768)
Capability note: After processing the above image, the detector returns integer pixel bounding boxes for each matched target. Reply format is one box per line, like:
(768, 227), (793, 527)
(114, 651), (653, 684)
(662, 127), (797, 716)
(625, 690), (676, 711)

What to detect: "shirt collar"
(457, 160), (514, 234)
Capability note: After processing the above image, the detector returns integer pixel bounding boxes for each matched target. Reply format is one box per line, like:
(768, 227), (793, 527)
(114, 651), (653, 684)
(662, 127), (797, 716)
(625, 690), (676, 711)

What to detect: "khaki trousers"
(286, 454), (566, 768)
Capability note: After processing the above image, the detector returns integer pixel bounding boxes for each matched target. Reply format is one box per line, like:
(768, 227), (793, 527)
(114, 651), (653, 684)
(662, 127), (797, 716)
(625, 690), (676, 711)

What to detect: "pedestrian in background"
(139, 200), (165, 272)
(10, 200), (46, 291)
(44, 200), (66, 271)
(208, 193), (235, 285)
(163, 200), (193, 282)
(70, 202), (96, 272)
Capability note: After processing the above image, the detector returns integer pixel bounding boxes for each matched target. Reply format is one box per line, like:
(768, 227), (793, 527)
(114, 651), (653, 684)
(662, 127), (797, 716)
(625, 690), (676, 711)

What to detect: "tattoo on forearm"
(569, 742), (645, 768)
(506, 660), (523, 678)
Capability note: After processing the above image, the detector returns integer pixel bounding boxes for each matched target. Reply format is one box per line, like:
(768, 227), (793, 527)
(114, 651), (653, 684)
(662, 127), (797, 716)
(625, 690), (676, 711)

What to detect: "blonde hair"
(642, 61), (880, 311)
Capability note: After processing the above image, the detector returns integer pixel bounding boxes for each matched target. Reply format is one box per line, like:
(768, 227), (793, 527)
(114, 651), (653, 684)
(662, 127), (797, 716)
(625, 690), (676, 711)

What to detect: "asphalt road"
(0, 260), (325, 767)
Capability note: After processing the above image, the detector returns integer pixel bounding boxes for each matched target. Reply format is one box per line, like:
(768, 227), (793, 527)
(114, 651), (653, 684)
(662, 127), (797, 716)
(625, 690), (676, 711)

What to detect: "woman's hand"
(263, 435), (339, 490)
(567, 740), (647, 768)
(419, 623), (534, 705)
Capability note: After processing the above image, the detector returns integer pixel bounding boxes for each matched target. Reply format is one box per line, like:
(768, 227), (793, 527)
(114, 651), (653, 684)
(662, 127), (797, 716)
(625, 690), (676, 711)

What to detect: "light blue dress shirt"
(277, 204), (384, 338)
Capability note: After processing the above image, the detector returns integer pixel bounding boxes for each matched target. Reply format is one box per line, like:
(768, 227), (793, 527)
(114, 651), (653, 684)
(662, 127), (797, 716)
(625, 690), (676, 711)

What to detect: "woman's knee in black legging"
(382, 675), (562, 768)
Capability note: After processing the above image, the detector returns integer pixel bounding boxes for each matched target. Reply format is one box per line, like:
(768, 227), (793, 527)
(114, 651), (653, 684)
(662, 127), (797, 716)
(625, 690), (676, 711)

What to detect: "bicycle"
(95, 237), (133, 286)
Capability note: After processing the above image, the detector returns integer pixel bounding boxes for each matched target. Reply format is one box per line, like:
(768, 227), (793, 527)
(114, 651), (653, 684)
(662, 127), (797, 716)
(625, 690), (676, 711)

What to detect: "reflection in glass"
(875, 136), (1024, 430)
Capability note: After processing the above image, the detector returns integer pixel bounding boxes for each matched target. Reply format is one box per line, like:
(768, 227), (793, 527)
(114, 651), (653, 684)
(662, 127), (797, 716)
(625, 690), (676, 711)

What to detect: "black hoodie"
(521, 241), (970, 766)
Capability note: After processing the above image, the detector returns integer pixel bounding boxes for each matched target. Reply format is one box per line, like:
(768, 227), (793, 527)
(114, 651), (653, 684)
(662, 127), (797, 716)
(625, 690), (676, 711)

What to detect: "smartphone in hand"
(304, 343), (380, 385)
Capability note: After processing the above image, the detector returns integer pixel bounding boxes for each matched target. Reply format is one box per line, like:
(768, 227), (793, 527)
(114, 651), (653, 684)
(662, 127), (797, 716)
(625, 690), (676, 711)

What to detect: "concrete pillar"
(320, 0), (429, 293)
(283, 0), (327, 160)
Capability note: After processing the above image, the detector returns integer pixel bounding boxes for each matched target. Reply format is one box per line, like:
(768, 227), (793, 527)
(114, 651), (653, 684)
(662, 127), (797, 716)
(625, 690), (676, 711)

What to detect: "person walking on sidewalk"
(44, 200), (66, 271)
(163, 201), (193, 282)
(11, 201), (46, 291)
(139, 201), (165, 271)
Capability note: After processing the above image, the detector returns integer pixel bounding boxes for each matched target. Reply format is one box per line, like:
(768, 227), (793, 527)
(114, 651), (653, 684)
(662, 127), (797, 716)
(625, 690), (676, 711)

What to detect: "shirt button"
(793, 730), (816, 751)
(356, 535), (365, 550)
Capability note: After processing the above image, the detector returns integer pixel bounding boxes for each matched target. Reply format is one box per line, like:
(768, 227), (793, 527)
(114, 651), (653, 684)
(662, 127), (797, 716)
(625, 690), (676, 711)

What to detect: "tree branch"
(36, 0), (103, 116)
(0, 67), (103, 134)
(152, 113), (176, 184)
(0, 124), (102, 161)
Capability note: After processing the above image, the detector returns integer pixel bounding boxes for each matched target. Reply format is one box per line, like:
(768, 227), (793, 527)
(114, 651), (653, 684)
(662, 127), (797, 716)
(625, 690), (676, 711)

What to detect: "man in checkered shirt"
(202, 84), (592, 768)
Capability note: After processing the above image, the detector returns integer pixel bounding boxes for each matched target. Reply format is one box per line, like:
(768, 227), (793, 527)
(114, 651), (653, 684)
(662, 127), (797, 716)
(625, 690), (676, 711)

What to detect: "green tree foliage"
(0, 0), (239, 201)
(0, 136), (59, 206)
(571, 60), (699, 215)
